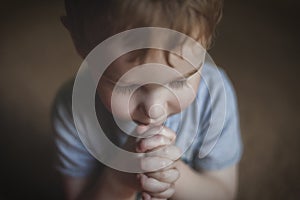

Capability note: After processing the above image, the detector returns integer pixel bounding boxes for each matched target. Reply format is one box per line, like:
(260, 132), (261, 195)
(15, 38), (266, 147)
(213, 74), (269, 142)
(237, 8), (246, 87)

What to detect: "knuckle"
(163, 146), (170, 154)
(159, 136), (166, 144)
(140, 157), (150, 171)
(151, 187), (175, 199)
(141, 180), (148, 189)
(174, 170), (180, 180)
(162, 170), (176, 182)
(139, 139), (148, 151)
(160, 171), (168, 179)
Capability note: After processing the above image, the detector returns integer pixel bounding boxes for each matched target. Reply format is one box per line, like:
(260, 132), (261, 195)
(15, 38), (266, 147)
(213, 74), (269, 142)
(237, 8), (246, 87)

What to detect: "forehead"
(103, 48), (202, 83)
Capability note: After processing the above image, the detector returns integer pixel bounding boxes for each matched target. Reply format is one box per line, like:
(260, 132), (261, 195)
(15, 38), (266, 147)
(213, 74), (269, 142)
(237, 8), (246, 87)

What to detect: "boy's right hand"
(136, 126), (181, 200)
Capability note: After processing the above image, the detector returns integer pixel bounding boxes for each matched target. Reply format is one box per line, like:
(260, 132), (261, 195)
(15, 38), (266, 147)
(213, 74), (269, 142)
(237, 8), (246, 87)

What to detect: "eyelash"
(168, 79), (188, 89)
(114, 80), (188, 95)
(114, 84), (138, 94)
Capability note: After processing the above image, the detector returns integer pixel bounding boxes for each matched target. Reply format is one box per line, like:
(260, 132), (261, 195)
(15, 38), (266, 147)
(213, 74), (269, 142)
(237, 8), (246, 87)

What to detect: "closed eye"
(168, 79), (188, 89)
(114, 84), (139, 94)
(114, 79), (188, 95)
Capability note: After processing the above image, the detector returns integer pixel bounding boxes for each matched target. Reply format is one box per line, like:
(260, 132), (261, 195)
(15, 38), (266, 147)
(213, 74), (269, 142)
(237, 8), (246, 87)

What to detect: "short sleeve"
(193, 68), (243, 171)
(51, 79), (101, 177)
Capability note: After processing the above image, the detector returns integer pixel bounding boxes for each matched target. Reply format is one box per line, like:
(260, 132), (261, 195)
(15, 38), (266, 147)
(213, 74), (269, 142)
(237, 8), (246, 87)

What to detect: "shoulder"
(173, 57), (243, 170)
(193, 59), (243, 170)
(198, 59), (234, 100)
(51, 78), (75, 121)
(51, 78), (101, 177)
(52, 78), (75, 111)
(51, 77), (78, 141)
(196, 58), (238, 122)
(193, 58), (234, 121)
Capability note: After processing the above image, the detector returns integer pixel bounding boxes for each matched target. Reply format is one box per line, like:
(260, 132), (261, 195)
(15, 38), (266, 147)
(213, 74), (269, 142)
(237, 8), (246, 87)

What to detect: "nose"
(132, 84), (169, 125)
(148, 104), (166, 120)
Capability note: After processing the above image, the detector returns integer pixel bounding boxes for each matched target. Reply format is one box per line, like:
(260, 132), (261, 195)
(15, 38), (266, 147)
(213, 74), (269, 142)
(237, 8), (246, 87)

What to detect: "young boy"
(52, 0), (243, 199)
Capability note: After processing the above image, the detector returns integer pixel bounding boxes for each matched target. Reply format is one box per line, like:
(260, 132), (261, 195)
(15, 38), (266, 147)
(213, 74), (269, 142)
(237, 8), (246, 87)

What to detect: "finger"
(136, 124), (151, 135)
(136, 126), (163, 138)
(149, 187), (175, 199)
(141, 192), (151, 200)
(156, 126), (176, 142)
(146, 145), (182, 161)
(139, 174), (171, 193)
(138, 126), (176, 142)
(141, 157), (173, 172)
(141, 192), (167, 200)
(136, 134), (172, 153)
(146, 168), (180, 183)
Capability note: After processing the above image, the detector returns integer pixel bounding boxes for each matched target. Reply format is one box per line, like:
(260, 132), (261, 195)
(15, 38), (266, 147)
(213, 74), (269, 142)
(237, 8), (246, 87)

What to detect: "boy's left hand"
(136, 126), (181, 200)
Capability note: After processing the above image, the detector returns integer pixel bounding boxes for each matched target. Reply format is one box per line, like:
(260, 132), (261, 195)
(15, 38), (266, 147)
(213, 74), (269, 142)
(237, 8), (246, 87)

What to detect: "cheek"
(110, 94), (133, 120)
(173, 89), (196, 111)
(97, 83), (132, 120)
(171, 75), (200, 111)
(97, 82), (135, 120)
(97, 84), (112, 111)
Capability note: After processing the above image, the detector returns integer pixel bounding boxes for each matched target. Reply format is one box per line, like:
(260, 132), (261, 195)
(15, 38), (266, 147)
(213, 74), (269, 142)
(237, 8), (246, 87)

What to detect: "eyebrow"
(182, 68), (199, 78)
(103, 63), (202, 86)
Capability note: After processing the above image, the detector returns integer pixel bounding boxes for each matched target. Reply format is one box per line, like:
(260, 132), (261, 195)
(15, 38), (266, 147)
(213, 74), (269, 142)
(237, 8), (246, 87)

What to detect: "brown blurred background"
(0, 0), (299, 199)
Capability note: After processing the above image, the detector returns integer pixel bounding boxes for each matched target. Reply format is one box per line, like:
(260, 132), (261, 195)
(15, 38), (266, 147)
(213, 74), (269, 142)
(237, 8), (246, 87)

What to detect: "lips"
(133, 114), (167, 127)
(149, 115), (167, 126)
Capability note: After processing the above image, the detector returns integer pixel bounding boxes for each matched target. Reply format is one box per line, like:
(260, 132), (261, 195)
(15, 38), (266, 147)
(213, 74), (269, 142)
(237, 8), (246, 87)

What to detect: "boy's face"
(97, 48), (203, 126)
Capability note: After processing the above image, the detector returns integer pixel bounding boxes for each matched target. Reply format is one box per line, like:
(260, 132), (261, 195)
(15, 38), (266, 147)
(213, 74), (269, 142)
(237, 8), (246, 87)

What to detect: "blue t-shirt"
(51, 61), (243, 177)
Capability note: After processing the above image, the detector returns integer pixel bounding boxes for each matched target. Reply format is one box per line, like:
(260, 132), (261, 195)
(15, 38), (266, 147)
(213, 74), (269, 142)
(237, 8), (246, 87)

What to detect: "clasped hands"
(135, 125), (182, 200)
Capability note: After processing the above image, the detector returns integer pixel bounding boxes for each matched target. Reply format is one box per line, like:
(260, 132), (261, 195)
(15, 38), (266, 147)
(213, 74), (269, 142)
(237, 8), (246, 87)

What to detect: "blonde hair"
(65, 0), (223, 55)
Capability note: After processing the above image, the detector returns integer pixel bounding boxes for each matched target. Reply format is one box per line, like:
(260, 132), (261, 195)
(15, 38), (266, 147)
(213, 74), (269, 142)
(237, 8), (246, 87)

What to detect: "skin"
(96, 49), (201, 199)
(136, 125), (180, 199)
(62, 17), (239, 200)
